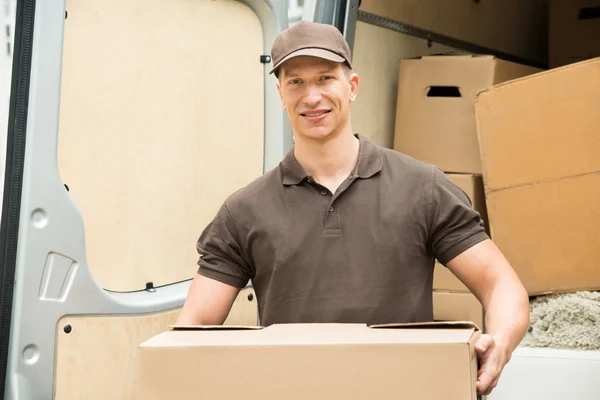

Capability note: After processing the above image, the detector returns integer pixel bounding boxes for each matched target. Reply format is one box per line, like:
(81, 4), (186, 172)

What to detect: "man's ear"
(349, 73), (360, 103)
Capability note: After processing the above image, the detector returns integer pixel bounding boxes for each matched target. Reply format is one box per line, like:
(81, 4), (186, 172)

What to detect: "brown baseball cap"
(269, 21), (352, 76)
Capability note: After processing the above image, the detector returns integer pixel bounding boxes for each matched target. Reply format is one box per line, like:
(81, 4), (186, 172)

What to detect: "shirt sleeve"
(196, 201), (253, 288)
(427, 167), (490, 265)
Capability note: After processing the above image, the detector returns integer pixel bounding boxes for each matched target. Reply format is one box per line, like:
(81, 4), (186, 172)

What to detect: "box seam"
(485, 170), (600, 194)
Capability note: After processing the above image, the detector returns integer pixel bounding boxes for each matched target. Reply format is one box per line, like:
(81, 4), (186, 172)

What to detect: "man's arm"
(446, 238), (530, 395)
(177, 197), (253, 326)
(176, 273), (241, 325)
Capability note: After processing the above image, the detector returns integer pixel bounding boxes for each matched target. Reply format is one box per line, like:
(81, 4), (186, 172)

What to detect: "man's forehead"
(281, 58), (341, 76)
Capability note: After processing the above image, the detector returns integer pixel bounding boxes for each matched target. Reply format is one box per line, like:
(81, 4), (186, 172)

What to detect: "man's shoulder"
(223, 165), (281, 210)
(376, 143), (437, 179)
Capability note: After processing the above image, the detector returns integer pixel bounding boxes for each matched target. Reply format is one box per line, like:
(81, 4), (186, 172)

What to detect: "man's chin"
(297, 129), (334, 141)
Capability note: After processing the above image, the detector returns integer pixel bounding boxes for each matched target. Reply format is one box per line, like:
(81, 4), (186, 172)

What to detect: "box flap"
(141, 322), (480, 348)
(369, 321), (481, 331)
(476, 56), (600, 99)
(168, 324), (263, 331)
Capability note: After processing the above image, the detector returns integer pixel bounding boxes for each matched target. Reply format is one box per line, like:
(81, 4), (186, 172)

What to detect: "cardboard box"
(393, 54), (541, 174)
(138, 322), (481, 400)
(474, 57), (600, 295)
(549, 0), (600, 68)
(433, 291), (485, 332)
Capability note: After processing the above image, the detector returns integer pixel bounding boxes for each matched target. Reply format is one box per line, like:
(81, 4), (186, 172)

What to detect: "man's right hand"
(175, 273), (240, 325)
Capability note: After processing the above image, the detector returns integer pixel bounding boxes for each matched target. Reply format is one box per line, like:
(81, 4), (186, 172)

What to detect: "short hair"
(342, 64), (353, 78)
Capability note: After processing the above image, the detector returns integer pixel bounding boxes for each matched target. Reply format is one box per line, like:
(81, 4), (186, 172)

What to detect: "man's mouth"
(300, 110), (331, 117)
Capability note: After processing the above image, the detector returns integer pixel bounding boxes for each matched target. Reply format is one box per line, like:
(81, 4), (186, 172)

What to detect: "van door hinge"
(260, 55), (271, 64)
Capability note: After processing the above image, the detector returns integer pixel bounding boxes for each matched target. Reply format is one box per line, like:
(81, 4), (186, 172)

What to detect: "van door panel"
(53, 287), (257, 400)
(57, 0), (265, 293)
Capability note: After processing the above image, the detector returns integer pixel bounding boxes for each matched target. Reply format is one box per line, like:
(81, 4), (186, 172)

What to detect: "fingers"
(476, 370), (492, 394)
(475, 334), (495, 353)
(475, 336), (505, 396)
(477, 368), (501, 395)
(482, 376), (500, 395)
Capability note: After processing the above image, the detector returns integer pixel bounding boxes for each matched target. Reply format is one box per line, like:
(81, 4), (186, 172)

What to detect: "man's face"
(276, 56), (359, 141)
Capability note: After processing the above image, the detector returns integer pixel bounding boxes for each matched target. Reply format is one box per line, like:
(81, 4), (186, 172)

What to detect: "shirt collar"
(281, 134), (383, 186)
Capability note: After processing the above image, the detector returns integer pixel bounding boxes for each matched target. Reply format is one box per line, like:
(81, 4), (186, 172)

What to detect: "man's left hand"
(474, 334), (509, 395)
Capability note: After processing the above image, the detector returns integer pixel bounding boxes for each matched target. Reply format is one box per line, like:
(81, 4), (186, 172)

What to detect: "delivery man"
(176, 21), (530, 396)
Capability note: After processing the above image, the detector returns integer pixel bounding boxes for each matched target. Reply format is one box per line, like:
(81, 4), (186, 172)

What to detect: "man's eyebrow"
(283, 67), (336, 79)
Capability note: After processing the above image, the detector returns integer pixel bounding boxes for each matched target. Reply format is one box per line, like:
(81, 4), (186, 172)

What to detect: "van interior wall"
(351, 0), (548, 148)
(57, 0), (265, 293)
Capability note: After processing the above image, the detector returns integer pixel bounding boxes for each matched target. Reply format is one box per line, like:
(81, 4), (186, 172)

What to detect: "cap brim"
(269, 48), (345, 74)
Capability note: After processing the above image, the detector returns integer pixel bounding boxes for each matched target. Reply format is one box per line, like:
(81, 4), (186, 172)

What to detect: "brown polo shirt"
(196, 134), (489, 326)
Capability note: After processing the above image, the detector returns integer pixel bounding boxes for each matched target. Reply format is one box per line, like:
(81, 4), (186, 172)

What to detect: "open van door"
(0, 0), (291, 398)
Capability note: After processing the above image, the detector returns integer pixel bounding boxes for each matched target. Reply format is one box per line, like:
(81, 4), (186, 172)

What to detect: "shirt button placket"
(323, 200), (340, 233)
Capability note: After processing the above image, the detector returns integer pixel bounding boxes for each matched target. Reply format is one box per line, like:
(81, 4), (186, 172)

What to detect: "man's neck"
(293, 130), (360, 193)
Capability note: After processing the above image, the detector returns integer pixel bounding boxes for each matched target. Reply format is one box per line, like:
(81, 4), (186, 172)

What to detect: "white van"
(1, 0), (599, 399)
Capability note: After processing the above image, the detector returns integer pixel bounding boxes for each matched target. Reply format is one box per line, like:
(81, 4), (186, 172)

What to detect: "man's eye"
(321, 76), (333, 80)
(289, 79), (301, 85)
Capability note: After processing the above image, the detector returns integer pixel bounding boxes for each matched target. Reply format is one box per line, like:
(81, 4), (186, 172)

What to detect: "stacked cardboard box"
(392, 54), (541, 327)
(474, 57), (600, 296)
(393, 54), (541, 174)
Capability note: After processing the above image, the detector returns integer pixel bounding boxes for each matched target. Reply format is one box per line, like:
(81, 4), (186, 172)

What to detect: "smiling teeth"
(305, 112), (325, 116)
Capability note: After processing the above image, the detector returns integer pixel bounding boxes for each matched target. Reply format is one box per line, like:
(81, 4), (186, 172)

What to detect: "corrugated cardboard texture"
(476, 58), (600, 191)
(486, 174), (600, 295)
(433, 291), (484, 331)
(549, 0), (600, 68)
(138, 323), (478, 400)
(475, 58), (600, 295)
(394, 55), (494, 174)
(393, 55), (540, 174)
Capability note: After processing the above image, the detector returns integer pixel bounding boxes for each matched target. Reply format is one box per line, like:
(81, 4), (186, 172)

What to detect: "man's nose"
(303, 84), (322, 105)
